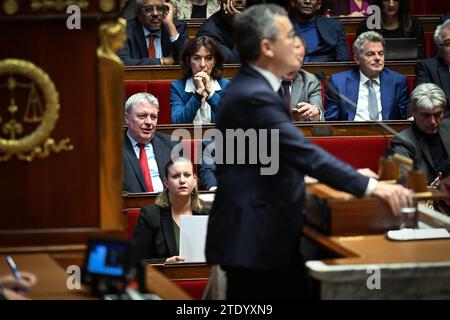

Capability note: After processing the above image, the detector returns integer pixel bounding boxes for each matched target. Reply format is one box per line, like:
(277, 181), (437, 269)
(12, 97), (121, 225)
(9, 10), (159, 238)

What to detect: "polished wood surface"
(150, 262), (211, 281)
(0, 3), (124, 248)
(0, 253), (91, 299)
(154, 121), (412, 138)
(124, 60), (416, 81)
(322, 234), (450, 265)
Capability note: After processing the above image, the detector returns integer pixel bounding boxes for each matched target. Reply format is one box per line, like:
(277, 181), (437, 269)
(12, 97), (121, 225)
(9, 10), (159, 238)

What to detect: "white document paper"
(179, 215), (209, 262)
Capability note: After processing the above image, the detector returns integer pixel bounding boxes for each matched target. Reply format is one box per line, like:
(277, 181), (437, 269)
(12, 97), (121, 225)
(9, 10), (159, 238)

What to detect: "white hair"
(124, 92), (159, 113)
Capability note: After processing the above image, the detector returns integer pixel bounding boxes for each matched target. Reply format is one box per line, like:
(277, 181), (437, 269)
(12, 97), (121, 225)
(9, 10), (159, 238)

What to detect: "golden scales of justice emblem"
(0, 59), (74, 162)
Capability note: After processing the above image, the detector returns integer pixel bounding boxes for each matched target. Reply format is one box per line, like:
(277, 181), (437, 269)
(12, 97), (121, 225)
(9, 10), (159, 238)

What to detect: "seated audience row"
(123, 92), (217, 193)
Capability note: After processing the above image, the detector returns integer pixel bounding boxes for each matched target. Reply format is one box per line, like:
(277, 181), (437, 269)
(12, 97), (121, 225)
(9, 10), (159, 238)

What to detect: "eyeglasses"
(141, 5), (167, 14)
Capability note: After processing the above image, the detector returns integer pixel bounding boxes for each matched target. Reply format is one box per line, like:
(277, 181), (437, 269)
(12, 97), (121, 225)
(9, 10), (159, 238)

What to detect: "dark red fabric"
(406, 75), (415, 94)
(123, 208), (140, 240)
(310, 136), (393, 173)
(346, 34), (357, 59)
(174, 280), (208, 300)
(425, 33), (436, 59)
(124, 82), (147, 100)
(147, 81), (172, 124)
(138, 144), (154, 192)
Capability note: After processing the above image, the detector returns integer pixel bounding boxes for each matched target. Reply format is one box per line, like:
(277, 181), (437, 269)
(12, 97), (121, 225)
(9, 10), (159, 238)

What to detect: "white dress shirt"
(142, 27), (179, 59)
(127, 132), (164, 192)
(355, 71), (382, 121)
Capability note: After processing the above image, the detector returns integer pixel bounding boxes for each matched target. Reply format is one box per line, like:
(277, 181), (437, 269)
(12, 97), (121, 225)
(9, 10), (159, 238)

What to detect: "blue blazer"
(325, 68), (409, 121)
(290, 14), (349, 62)
(205, 66), (369, 272)
(170, 77), (229, 124)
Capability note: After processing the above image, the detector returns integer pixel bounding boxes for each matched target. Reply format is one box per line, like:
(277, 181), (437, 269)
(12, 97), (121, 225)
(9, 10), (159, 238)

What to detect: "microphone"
(314, 71), (420, 179)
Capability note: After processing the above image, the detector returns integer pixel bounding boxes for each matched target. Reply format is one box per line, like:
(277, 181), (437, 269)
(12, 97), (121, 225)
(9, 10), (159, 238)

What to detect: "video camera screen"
(86, 239), (130, 277)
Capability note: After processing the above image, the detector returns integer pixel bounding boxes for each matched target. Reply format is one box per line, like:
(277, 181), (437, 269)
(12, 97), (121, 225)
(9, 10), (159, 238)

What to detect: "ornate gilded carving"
(3, 0), (19, 15)
(0, 59), (74, 162)
(99, 0), (114, 13)
(31, 0), (89, 11)
(97, 18), (127, 65)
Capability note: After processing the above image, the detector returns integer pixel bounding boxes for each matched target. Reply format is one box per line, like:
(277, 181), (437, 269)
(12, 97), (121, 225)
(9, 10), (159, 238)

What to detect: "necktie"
(367, 79), (378, 120)
(148, 34), (156, 59)
(281, 80), (291, 110)
(138, 143), (154, 192)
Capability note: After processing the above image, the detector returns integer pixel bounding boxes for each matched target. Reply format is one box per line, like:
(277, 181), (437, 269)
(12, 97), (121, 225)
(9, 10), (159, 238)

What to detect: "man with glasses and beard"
(118, 0), (188, 65)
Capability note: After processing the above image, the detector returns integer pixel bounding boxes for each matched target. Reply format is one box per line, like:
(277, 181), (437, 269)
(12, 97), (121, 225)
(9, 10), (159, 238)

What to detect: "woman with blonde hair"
(132, 157), (206, 264)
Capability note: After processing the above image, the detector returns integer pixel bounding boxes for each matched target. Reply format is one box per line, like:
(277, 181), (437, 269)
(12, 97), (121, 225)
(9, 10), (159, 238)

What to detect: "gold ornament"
(0, 59), (74, 162)
(99, 0), (115, 13)
(3, 0), (19, 15)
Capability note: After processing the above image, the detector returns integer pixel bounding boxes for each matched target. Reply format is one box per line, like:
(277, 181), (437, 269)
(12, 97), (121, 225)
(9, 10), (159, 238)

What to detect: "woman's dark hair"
(373, 0), (413, 35)
(180, 36), (224, 79)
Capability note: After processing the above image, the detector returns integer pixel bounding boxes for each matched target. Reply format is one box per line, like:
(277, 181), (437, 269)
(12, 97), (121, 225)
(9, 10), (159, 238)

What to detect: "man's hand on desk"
(0, 271), (37, 300)
(371, 182), (414, 216)
(165, 256), (185, 263)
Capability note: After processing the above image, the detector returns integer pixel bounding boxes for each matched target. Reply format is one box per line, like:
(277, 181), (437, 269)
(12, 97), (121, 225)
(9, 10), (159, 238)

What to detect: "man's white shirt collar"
(250, 64), (282, 92)
(359, 71), (380, 85)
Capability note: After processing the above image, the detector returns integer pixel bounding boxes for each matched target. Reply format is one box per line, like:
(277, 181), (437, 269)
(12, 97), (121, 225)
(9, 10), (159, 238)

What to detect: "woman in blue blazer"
(170, 36), (229, 124)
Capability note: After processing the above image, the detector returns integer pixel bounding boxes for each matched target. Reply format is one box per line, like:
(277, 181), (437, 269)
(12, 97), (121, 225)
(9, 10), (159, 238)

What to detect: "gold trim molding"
(0, 59), (74, 162)
(31, 0), (89, 11)
(3, 0), (19, 15)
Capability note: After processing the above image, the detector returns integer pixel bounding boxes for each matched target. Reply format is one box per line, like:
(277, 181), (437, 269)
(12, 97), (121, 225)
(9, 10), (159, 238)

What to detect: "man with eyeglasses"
(118, 0), (188, 65)
(416, 19), (450, 118)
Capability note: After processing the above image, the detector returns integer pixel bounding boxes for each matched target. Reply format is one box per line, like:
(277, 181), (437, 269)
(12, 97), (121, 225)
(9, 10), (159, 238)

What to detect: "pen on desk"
(6, 256), (22, 279)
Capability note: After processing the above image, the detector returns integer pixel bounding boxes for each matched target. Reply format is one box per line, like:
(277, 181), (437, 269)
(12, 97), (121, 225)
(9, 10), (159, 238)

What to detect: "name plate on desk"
(306, 183), (399, 236)
(310, 125), (334, 137)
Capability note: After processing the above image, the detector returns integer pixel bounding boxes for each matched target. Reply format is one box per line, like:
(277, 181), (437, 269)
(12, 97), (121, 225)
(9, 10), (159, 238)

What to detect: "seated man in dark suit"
(388, 83), (450, 184)
(289, 0), (349, 62)
(415, 19), (450, 118)
(124, 92), (217, 192)
(196, 0), (250, 64)
(117, 0), (188, 65)
(325, 31), (409, 121)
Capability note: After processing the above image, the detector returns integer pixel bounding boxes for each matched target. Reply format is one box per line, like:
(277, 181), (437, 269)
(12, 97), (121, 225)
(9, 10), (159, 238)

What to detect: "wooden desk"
(154, 121), (412, 139)
(124, 60), (416, 81)
(0, 253), (90, 299)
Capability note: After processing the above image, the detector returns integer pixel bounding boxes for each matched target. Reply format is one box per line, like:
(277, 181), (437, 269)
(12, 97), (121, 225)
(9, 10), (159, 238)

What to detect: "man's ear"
(260, 39), (274, 58)
(353, 54), (360, 65)
(124, 112), (129, 125)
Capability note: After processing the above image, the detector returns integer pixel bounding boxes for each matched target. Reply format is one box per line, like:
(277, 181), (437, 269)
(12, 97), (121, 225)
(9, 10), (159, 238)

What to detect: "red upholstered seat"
(124, 81), (172, 124)
(310, 136), (393, 173)
(123, 208), (141, 240)
(406, 75), (415, 94)
(174, 280), (208, 300)
(147, 81), (172, 124)
(346, 34), (356, 59)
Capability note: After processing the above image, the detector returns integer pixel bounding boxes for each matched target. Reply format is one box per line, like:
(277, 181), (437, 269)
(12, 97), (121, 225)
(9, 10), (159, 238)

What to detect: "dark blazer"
(131, 204), (205, 264)
(124, 132), (176, 193)
(441, 13), (450, 24)
(117, 17), (188, 66)
(289, 14), (349, 62)
(170, 77), (230, 124)
(325, 68), (409, 120)
(388, 120), (450, 184)
(205, 65), (369, 272)
(415, 56), (450, 118)
(124, 131), (217, 191)
(196, 10), (241, 64)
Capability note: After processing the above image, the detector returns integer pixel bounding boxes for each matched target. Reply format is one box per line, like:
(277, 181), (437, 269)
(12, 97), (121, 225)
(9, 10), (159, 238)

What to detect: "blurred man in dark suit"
(205, 4), (413, 300)
(416, 19), (450, 118)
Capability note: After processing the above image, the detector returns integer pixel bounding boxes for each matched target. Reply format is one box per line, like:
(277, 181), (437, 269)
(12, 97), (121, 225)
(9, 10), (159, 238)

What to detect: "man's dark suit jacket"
(124, 131), (217, 192)
(289, 14), (349, 62)
(124, 132), (176, 193)
(415, 56), (450, 118)
(196, 10), (240, 64)
(131, 204), (205, 264)
(205, 65), (368, 272)
(388, 119), (450, 184)
(117, 17), (188, 66)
